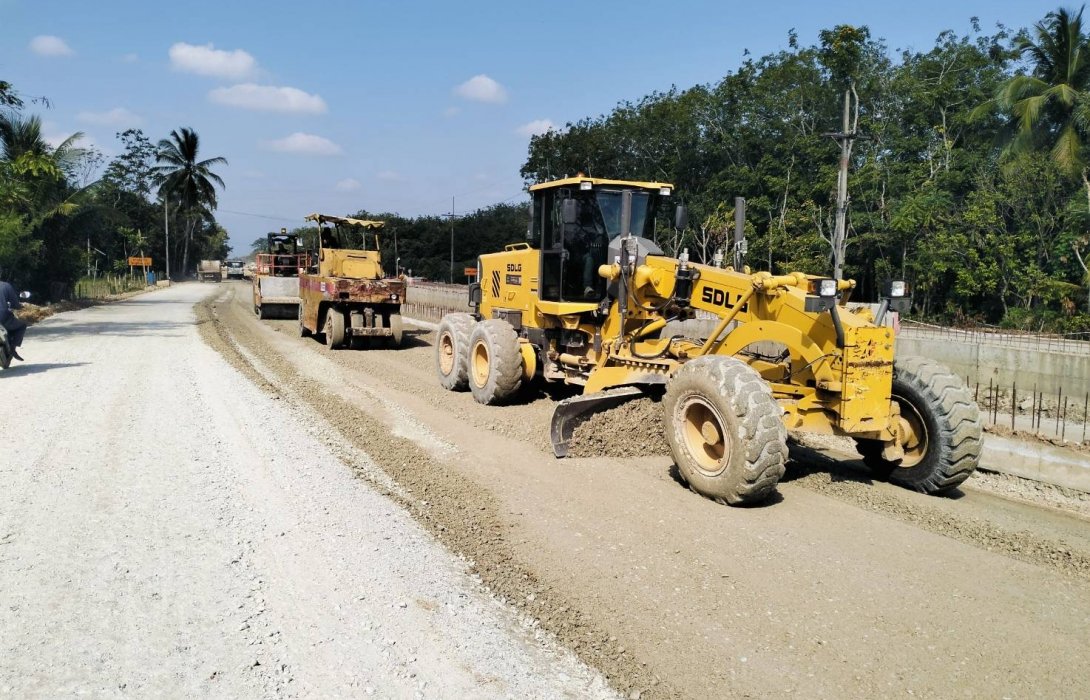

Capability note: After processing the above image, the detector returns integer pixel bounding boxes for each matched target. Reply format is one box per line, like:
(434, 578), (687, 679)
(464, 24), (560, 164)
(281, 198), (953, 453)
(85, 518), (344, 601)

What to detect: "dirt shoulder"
(203, 282), (1090, 700)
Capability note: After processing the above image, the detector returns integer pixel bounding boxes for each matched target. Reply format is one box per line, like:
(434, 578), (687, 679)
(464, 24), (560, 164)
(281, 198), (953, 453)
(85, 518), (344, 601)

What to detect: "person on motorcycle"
(1, 280), (27, 361)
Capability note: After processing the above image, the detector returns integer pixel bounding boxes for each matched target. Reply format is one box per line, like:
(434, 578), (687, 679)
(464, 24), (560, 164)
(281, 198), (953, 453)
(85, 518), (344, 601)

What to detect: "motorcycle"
(1, 290), (32, 370)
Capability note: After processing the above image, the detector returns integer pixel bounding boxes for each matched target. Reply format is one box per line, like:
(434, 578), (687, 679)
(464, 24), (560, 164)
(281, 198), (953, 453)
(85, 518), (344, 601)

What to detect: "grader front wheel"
(663, 356), (788, 506)
(855, 356), (982, 495)
(468, 319), (523, 405)
(435, 313), (476, 391)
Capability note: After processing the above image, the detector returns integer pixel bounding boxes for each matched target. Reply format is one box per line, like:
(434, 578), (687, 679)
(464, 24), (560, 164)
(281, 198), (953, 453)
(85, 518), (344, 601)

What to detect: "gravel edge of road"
(195, 295), (676, 700)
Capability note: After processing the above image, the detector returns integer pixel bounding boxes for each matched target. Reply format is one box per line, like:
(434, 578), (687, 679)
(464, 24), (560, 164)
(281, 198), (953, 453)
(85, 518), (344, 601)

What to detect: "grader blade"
(550, 386), (645, 458)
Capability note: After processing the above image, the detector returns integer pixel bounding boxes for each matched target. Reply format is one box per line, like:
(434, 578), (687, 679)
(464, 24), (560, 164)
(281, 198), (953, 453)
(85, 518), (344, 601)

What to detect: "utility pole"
(823, 85), (861, 281)
(442, 196), (456, 283)
(163, 197), (171, 282)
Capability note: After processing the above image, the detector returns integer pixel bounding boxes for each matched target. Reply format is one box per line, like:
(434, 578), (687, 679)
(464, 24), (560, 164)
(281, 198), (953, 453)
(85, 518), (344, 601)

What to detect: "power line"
(218, 208), (299, 223)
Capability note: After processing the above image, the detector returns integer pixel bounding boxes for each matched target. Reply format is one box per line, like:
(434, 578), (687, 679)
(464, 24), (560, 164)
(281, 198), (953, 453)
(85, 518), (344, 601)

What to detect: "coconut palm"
(986, 7), (1090, 307)
(152, 127), (226, 277)
(989, 7), (1090, 177)
(0, 113), (86, 217)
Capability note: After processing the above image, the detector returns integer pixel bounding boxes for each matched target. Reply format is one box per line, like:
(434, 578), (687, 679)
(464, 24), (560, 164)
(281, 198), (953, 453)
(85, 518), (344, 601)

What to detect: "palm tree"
(152, 127), (226, 277)
(986, 6), (1090, 308)
(0, 113), (86, 217)
(992, 7), (1090, 175)
(0, 113), (85, 181)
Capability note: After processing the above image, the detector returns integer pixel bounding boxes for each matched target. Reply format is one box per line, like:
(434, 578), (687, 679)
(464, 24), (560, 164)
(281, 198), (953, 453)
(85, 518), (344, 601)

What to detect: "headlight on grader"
(884, 279), (910, 298)
(817, 278), (839, 298)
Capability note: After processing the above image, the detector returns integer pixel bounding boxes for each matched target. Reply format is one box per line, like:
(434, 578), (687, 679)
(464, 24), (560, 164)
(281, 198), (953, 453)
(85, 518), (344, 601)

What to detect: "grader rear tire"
(324, 309), (346, 349)
(468, 319), (523, 405)
(435, 313), (476, 391)
(663, 356), (788, 506)
(855, 356), (982, 495)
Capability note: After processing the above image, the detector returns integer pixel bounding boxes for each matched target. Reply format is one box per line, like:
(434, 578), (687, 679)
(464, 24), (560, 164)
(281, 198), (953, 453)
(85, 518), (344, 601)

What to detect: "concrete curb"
(979, 435), (1090, 493)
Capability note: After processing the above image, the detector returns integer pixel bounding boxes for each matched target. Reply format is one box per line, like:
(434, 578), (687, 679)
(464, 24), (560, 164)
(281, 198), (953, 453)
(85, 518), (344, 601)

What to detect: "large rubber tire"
(435, 313), (476, 391)
(387, 314), (403, 347)
(663, 356), (788, 506)
(467, 319), (524, 405)
(298, 304), (311, 338)
(256, 305), (267, 320)
(324, 309), (346, 349)
(855, 356), (982, 495)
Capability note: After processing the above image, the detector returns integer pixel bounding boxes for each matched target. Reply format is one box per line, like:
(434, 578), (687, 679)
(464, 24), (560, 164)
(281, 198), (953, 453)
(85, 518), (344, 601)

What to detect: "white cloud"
(29, 35), (74, 57)
(335, 177), (362, 192)
(76, 107), (142, 127)
(208, 83), (326, 114)
(121, 53), (139, 63)
(376, 170), (404, 182)
(169, 42), (256, 79)
(515, 119), (555, 137)
(263, 132), (342, 156)
(453, 74), (507, 104)
(442, 106), (461, 118)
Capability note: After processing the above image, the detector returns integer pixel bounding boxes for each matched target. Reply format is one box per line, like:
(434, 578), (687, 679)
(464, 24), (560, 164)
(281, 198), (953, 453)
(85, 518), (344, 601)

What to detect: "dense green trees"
(521, 9), (1090, 331)
(0, 80), (230, 296)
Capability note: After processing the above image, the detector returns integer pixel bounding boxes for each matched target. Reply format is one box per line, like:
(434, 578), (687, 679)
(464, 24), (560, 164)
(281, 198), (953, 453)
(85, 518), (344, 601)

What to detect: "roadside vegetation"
(0, 81), (228, 298)
(522, 8), (1090, 333)
(6, 6), (1090, 331)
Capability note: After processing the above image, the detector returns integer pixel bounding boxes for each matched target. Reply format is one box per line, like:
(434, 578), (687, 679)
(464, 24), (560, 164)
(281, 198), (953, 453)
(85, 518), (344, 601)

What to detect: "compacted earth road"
(0, 283), (613, 698)
(3, 281), (1090, 699)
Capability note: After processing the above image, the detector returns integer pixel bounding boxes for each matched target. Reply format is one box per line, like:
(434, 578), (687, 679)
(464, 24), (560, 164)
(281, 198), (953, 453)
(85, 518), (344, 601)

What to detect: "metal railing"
(255, 253), (309, 277)
(900, 321), (1090, 356)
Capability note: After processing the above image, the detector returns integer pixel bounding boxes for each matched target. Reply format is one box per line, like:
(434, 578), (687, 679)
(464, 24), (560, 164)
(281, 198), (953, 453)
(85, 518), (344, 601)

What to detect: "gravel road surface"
(202, 280), (1090, 700)
(0, 283), (615, 698)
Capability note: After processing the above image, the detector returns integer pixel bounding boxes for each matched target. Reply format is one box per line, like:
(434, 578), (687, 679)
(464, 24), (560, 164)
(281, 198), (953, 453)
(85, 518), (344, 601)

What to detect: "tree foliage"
(0, 80), (233, 297)
(520, 10), (1090, 331)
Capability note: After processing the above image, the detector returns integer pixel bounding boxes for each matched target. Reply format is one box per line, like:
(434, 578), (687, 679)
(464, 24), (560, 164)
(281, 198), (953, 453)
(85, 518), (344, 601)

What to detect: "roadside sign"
(128, 256), (153, 266)
(464, 267), (478, 277)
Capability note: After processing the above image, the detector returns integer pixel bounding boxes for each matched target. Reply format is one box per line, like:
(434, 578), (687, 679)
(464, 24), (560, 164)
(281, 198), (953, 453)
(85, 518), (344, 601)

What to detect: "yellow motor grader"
(434, 177), (982, 505)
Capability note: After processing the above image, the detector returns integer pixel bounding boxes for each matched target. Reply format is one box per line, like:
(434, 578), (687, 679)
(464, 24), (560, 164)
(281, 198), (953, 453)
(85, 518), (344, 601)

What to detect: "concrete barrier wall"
(404, 282), (470, 322)
(896, 334), (1090, 399)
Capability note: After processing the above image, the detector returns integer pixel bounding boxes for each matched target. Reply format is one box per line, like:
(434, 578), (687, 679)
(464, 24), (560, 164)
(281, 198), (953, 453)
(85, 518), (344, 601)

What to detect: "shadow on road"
(28, 320), (190, 338)
(1, 361), (90, 377)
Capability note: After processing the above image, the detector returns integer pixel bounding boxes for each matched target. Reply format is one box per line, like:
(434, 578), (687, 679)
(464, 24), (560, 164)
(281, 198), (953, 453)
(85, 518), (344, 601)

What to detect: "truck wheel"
(256, 305), (266, 320)
(855, 357), (982, 495)
(663, 356), (788, 506)
(436, 313), (476, 391)
(387, 314), (403, 347)
(324, 309), (346, 349)
(468, 319), (523, 405)
(298, 305), (310, 338)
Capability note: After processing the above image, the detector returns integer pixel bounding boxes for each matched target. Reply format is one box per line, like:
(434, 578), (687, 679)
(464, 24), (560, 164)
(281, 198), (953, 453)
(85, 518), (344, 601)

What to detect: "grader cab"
(435, 177), (983, 505)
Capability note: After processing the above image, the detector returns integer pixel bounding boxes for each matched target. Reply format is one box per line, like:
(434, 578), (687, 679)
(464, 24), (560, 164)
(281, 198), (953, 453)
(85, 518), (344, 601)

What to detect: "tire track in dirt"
(197, 290), (677, 700)
(265, 296), (1090, 580)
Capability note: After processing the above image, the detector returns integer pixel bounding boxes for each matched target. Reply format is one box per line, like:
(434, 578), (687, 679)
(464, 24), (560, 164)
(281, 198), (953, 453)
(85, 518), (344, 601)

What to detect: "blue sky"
(1, 0), (1056, 253)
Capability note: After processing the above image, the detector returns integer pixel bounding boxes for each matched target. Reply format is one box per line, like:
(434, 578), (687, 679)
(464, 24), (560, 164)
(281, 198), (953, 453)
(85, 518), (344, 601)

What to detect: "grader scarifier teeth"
(550, 386), (645, 458)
